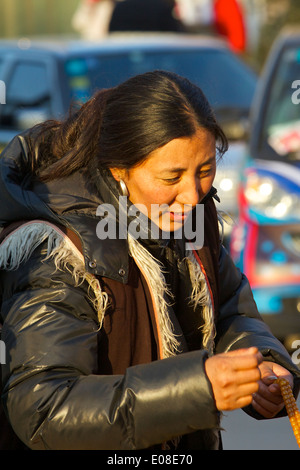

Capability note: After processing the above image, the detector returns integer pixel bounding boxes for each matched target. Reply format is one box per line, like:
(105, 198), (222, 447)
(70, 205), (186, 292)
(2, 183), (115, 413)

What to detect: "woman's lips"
(169, 211), (191, 222)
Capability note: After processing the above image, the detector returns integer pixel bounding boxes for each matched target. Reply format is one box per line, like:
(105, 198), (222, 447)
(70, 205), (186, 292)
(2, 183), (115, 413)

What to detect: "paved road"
(220, 397), (300, 450)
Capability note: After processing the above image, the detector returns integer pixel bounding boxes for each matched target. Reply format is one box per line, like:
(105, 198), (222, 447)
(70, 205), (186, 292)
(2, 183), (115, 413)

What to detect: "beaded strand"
(275, 378), (300, 448)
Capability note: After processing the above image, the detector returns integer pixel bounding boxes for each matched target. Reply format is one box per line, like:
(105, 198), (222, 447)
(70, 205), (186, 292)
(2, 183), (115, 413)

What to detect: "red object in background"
(213, 0), (246, 53)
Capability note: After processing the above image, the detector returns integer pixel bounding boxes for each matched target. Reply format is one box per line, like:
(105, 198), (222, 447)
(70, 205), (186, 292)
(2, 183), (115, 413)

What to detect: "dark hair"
(32, 70), (228, 182)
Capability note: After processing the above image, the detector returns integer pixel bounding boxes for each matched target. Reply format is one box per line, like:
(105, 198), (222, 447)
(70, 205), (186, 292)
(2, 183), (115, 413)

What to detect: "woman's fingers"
(225, 347), (263, 371)
(233, 367), (261, 387)
(252, 391), (285, 418)
(205, 348), (263, 411)
(251, 361), (294, 418)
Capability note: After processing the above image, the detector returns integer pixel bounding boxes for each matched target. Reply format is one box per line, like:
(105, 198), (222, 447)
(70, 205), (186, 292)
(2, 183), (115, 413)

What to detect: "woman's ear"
(109, 168), (129, 197)
(109, 168), (126, 182)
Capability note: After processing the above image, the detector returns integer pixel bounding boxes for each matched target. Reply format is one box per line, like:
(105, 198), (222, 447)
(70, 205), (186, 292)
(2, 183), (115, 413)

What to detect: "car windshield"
(64, 48), (256, 121)
(259, 44), (300, 163)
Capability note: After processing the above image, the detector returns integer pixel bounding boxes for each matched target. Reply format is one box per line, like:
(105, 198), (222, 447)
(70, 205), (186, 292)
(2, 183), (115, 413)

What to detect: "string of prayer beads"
(275, 378), (300, 448)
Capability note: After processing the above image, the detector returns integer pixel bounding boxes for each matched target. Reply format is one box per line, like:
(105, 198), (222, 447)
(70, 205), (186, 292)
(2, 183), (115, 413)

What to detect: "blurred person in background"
(109, 0), (184, 33)
(72, 0), (184, 39)
(72, 0), (263, 55)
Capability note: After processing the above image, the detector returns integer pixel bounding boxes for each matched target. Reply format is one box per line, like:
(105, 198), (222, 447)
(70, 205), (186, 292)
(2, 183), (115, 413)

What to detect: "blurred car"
(0, 33), (257, 223)
(230, 28), (300, 349)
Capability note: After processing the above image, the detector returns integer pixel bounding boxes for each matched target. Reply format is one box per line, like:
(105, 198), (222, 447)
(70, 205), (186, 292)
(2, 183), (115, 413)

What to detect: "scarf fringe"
(128, 234), (180, 359)
(128, 236), (215, 358)
(185, 252), (215, 356)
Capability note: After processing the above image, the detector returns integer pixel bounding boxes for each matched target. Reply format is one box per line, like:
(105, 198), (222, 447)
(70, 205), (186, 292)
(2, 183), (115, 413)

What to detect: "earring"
(119, 179), (129, 197)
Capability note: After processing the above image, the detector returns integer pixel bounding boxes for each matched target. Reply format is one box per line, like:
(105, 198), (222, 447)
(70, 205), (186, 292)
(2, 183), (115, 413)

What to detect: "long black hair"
(31, 70), (228, 182)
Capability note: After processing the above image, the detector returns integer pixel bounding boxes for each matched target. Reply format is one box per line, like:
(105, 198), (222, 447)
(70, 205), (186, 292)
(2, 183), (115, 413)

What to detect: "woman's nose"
(177, 180), (201, 207)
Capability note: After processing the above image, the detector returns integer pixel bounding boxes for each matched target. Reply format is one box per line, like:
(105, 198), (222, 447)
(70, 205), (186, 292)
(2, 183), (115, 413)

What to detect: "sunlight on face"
(111, 127), (216, 232)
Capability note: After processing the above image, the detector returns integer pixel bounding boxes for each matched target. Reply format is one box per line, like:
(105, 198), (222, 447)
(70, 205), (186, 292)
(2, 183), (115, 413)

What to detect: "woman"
(0, 71), (299, 450)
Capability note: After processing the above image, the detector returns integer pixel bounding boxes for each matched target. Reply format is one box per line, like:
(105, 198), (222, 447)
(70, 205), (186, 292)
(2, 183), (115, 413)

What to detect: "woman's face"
(111, 127), (216, 232)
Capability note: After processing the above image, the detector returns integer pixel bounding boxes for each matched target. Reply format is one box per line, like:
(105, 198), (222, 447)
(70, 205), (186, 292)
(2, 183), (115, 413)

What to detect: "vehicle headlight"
(219, 177), (234, 192)
(215, 169), (236, 191)
(244, 171), (300, 221)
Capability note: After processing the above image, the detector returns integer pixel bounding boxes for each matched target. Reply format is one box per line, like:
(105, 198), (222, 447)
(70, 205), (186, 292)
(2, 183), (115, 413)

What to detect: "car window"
(260, 45), (300, 162)
(7, 61), (49, 104)
(64, 49), (256, 114)
(0, 61), (51, 129)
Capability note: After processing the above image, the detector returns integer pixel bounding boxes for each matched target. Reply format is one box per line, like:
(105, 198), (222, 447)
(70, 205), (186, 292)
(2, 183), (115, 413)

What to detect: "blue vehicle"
(230, 28), (300, 349)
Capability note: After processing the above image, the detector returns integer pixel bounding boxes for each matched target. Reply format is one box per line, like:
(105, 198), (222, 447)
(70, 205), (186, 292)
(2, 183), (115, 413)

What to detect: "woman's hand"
(205, 347), (263, 411)
(251, 361), (294, 418)
(205, 348), (294, 418)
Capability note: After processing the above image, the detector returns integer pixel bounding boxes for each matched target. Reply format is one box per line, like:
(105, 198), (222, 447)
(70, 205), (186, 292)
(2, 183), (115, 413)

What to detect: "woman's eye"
(163, 177), (180, 184)
(162, 167), (214, 184)
(198, 168), (213, 177)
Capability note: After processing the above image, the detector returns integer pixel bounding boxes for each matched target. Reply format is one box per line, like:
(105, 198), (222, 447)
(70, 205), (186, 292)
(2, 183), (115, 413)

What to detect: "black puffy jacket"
(0, 133), (299, 450)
